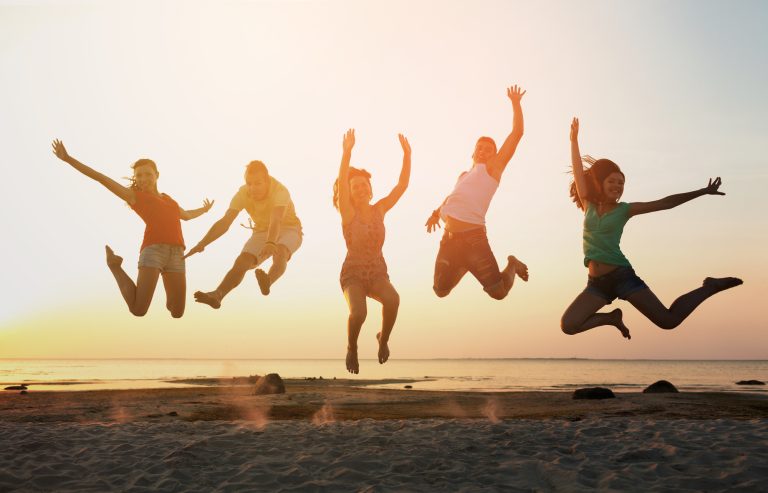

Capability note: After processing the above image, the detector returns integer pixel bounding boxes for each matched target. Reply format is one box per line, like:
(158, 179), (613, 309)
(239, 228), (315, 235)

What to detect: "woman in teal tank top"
(560, 118), (742, 339)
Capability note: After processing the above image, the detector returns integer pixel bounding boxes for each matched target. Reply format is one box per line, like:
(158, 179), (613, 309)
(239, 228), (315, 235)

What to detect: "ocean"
(2, 359), (766, 393)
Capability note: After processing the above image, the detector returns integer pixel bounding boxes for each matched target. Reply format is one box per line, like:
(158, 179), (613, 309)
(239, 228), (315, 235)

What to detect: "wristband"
(265, 241), (276, 246)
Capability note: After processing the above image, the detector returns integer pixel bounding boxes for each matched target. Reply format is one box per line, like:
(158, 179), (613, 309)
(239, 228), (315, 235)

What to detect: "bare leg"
(106, 246), (160, 317)
(255, 245), (290, 296)
(561, 291), (631, 339)
(343, 284), (367, 374)
(195, 252), (258, 309)
(162, 272), (186, 318)
(368, 278), (400, 365)
(626, 277), (742, 330)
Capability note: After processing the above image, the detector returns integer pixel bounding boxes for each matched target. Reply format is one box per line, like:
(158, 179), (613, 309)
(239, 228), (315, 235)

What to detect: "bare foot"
(507, 255), (529, 282)
(703, 277), (743, 293)
(105, 245), (123, 268)
(609, 308), (631, 340)
(376, 332), (390, 364)
(255, 269), (271, 296)
(346, 346), (359, 374)
(194, 290), (222, 309)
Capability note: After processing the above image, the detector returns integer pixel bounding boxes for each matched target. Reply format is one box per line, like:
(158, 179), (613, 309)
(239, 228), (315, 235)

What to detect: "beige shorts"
(242, 227), (302, 260)
(138, 244), (186, 273)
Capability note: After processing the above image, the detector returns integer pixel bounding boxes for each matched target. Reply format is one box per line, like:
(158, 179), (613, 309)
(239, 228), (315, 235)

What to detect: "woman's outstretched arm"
(52, 139), (135, 204)
(629, 178), (725, 216)
(375, 134), (411, 214)
(570, 118), (589, 207)
(337, 129), (355, 224)
(180, 198), (214, 221)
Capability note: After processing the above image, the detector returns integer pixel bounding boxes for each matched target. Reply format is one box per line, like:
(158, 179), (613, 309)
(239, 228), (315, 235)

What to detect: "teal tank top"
(583, 201), (632, 267)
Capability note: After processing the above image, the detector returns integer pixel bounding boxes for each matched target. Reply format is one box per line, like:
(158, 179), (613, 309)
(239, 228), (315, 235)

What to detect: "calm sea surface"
(1, 359), (766, 393)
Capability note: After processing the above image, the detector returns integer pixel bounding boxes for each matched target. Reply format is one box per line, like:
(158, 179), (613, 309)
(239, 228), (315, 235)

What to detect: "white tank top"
(440, 163), (499, 225)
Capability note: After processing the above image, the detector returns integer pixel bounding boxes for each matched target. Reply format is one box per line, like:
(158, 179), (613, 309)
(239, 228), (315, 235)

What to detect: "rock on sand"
(254, 373), (285, 395)
(573, 387), (615, 400)
(643, 380), (679, 393)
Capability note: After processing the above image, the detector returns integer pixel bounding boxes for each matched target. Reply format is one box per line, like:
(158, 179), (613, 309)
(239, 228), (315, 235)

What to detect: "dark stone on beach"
(736, 380), (765, 385)
(4, 385), (27, 391)
(643, 380), (679, 393)
(404, 385), (413, 389)
(167, 411), (178, 416)
(573, 387), (615, 400)
(254, 373), (285, 395)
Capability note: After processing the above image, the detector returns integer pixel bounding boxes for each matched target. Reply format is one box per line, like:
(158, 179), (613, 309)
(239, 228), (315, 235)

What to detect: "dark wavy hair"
(333, 167), (372, 210)
(128, 159), (158, 190)
(569, 156), (624, 210)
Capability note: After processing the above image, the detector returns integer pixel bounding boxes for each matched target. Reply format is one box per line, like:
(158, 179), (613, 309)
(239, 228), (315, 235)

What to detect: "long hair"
(128, 159), (158, 190)
(569, 156), (624, 210)
(333, 167), (372, 210)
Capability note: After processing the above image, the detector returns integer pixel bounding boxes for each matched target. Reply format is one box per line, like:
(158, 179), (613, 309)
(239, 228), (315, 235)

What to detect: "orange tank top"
(130, 190), (185, 251)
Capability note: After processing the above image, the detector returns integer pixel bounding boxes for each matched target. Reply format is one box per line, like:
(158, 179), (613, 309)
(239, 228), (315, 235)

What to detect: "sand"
(1, 379), (767, 492)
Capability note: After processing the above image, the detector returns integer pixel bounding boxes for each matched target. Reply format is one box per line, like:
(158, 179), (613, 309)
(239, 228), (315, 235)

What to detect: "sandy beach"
(2, 379), (767, 492)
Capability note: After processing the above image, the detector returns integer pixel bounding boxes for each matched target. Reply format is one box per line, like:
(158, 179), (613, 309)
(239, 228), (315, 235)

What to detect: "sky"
(1, 0), (766, 360)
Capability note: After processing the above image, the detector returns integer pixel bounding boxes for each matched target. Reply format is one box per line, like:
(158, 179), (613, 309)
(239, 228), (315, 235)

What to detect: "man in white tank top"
(426, 85), (529, 300)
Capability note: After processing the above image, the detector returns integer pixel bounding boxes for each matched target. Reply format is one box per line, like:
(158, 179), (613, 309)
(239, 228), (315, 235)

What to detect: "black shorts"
(584, 266), (648, 304)
(433, 228), (503, 293)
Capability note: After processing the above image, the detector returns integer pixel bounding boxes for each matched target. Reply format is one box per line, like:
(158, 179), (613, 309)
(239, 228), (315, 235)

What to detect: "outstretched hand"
(51, 139), (70, 161)
(202, 198), (214, 212)
(507, 84), (526, 104)
(425, 213), (441, 233)
(398, 133), (411, 156)
(342, 129), (355, 153)
(184, 243), (205, 259)
(570, 117), (579, 142)
(704, 177), (725, 195)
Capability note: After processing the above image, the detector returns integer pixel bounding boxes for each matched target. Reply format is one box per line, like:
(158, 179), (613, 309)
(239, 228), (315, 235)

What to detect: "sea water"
(1, 359), (766, 393)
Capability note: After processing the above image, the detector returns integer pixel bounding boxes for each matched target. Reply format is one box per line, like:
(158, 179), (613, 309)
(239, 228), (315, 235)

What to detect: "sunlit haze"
(1, 0), (766, 359)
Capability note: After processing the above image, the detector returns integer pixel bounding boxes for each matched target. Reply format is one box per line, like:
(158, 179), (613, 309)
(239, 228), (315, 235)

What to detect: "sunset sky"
(1, 0), (766, 360)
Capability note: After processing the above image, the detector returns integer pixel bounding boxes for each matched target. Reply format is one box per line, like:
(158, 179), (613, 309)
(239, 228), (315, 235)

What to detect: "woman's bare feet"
(194, 290), (222, 309)
(376, 332), (390, 364)
(609, 308), (631, 340)
(105, 245), (123, 268)
(255, 269), (271, 296)
(346, 346), (359, 374)
(506, 255), (529, 282)
(703, 277), (743, 294)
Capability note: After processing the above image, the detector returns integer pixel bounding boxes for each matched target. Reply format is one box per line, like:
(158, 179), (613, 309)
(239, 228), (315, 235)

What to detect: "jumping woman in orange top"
(560, 119), (742, 339)
(52, 140), (213, 318)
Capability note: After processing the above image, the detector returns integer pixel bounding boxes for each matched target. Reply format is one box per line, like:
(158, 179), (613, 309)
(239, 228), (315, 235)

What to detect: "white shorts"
(242, 227), (302, 261)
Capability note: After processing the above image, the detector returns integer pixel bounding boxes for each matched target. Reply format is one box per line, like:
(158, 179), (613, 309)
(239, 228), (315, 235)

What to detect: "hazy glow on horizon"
(1, 0), (766, 360)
